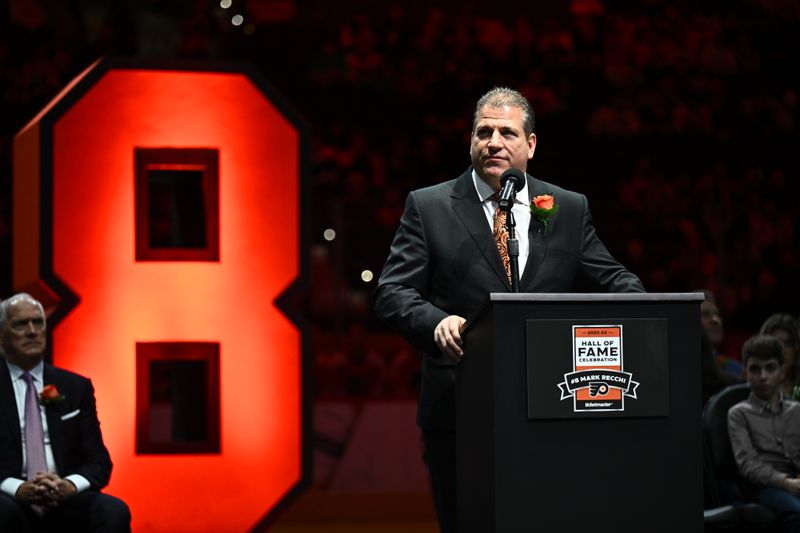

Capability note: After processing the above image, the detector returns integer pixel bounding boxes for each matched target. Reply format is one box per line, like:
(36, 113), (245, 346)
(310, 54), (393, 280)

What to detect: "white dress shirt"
(472, 169), (532, 276)
(0, 361), (90, 497)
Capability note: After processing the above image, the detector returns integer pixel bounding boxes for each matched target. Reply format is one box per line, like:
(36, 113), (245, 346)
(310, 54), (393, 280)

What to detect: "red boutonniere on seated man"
(40, 384), (66, 406)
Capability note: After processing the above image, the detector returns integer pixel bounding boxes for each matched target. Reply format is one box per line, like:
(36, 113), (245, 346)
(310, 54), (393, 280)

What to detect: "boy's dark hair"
(741, 335), (784, 366)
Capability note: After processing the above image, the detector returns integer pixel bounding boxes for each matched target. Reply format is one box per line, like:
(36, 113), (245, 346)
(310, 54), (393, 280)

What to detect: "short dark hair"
(759, 313), (800, 353)
(741, 335), (784, 366)
(473, 87), (535, 137)
(698, 288), (716, 303)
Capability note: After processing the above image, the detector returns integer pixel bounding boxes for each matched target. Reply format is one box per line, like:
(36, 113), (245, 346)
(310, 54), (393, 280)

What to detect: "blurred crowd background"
(1, 0), (799, 404)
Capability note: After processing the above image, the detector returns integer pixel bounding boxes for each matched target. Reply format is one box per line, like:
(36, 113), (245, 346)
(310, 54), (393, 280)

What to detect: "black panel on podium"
(456, 293), (703, 533)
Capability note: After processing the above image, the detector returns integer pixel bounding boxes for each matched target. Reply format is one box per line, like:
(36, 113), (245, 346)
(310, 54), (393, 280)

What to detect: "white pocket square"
(60, 409), (80, 421)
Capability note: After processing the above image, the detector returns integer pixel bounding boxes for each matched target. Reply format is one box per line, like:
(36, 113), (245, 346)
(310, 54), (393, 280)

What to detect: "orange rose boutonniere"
(40, 384), (65, 406)
(530, 194), (559, 229)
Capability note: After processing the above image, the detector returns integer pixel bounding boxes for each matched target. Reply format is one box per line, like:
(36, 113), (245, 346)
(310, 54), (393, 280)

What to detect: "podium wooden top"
(488, 292), (705, 303)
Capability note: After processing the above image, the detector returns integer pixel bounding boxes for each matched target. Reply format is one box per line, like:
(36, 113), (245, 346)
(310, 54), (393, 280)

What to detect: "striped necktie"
(22, 372), (48, 480)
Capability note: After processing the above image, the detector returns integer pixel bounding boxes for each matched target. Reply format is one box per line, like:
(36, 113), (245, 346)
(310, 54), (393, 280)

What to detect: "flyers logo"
(588, 382), (609, 396)
(557, 325), (639, 412)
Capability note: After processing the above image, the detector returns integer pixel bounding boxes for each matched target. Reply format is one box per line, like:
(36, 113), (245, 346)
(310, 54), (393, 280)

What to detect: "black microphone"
(498, 168), (525, 211)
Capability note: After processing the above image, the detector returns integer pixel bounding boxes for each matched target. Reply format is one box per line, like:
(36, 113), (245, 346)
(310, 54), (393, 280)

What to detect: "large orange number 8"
(13, 60), (310, 532)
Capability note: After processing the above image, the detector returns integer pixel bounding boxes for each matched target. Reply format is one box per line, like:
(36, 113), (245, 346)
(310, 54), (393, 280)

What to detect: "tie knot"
(21, 372), (35, 385)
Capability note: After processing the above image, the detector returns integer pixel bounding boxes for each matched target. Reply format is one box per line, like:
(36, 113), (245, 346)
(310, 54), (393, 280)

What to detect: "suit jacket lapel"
(43, 365), (66, 473)
(521, 175), (550, 289)
(0, 360), (22, 449)
(451, 170), (512, 290)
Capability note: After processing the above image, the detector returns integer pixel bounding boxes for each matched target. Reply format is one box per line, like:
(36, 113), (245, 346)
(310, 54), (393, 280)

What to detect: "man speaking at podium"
(374, 87), (644, 532)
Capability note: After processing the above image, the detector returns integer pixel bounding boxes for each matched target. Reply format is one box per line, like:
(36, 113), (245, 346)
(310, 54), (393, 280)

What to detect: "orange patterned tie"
(491, 198), (511, 282)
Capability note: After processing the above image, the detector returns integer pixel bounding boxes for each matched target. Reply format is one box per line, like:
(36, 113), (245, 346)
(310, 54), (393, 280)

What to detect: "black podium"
(456, 293), (704, 533)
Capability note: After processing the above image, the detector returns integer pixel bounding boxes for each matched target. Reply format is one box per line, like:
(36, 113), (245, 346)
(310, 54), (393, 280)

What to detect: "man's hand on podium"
(434, 315), (466, 363)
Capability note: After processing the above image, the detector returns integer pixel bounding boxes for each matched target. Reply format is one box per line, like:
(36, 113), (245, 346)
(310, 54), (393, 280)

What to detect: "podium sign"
(526, 318), (668, 419)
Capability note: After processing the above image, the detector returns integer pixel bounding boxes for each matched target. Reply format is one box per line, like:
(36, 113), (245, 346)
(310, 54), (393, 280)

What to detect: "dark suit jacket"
(0, 359), (113, 490)
(374, 169), (645, 429)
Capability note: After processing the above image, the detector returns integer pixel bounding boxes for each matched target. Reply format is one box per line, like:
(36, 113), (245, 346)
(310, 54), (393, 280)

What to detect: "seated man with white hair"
(0, 293), (131, 532)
